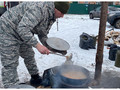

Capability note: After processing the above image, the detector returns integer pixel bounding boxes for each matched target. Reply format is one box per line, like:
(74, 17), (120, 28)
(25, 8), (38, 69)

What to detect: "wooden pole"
(94, 2), (108, 84)
(57, 19), (59, 31)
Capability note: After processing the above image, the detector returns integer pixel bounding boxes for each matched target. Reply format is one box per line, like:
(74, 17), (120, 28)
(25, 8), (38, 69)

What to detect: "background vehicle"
(0, 1), (19, 16)
(89, 6), (120, 19)
(107, 12), (120, 29)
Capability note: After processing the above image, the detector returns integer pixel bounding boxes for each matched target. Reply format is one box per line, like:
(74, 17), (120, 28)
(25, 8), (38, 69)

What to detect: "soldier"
(0, 2), (70, 88)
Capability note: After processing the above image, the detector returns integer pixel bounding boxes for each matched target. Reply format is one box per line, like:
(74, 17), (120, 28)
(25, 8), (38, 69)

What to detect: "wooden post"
(94, 2), (108, 84)
(57, 19), (59, 31)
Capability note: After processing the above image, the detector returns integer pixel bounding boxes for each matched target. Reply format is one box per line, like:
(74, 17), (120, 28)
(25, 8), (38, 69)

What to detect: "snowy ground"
(0, 14), (120, 88)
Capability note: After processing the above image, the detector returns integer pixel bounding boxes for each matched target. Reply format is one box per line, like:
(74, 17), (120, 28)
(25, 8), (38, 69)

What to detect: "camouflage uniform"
(0, 2), (55, 88)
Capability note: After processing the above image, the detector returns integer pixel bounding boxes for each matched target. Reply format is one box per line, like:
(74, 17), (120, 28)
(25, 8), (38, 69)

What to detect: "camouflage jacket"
(0, 2), (56, 47)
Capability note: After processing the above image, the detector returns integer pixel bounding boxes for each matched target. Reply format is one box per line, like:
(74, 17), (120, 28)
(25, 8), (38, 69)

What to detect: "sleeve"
(38, 31), (48, 47)
(17, 7), (43, 47)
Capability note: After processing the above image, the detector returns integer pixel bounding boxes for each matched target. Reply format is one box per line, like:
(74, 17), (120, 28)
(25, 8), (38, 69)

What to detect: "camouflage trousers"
(0, 29), (39, 88)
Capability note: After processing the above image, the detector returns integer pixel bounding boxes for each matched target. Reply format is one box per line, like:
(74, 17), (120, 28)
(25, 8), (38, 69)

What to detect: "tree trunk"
(94, 2), (108, 84)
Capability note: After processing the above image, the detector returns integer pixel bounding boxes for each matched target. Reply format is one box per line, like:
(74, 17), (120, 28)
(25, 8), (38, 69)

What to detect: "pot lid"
(46, 37), (70, 51)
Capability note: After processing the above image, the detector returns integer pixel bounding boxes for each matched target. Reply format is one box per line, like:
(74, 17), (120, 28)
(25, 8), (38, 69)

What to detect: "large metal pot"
(58, 65), (90, 88)
(46, 65), (90, 88)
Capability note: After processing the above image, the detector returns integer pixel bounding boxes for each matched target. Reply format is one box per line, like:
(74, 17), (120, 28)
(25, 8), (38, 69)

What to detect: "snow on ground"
(0, 14), (120, 87)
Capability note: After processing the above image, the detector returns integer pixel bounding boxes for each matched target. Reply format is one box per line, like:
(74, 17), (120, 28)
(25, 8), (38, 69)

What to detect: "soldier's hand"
(36, 43), (50, 55)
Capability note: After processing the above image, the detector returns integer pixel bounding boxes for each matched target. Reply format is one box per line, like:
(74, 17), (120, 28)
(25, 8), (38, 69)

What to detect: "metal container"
(48, 65), (90, 88)
(109, 44), (118, 61)
(58, 65), (90, 88)
(115, 49), (120, 67)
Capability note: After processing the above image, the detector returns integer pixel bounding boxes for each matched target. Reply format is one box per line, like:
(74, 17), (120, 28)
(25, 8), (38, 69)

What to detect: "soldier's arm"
(38, 32), (48, 47)
(17, 7), (43, 47)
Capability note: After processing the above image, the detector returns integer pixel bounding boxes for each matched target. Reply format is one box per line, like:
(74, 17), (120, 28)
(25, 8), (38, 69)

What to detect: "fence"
(67, 3), (120, 14)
